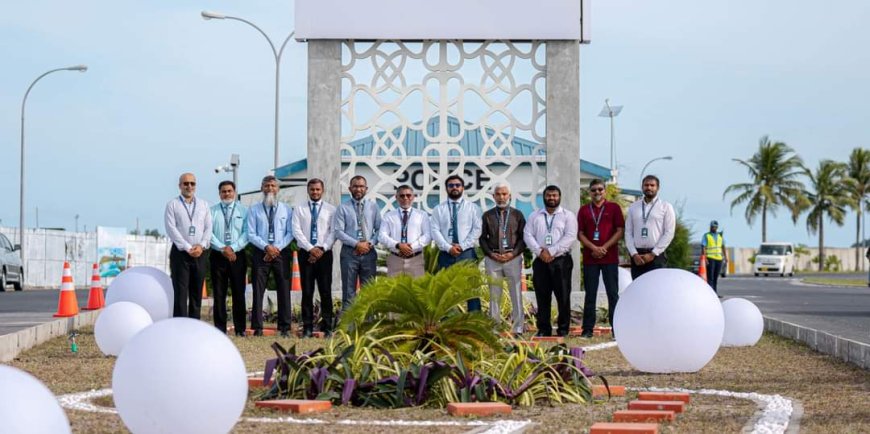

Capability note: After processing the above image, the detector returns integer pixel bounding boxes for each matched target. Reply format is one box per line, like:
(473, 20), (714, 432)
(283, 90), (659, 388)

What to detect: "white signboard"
(295, 0), (590, 41)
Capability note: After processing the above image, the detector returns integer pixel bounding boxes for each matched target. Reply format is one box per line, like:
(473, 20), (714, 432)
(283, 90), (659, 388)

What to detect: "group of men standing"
(165, 171), (678, 339)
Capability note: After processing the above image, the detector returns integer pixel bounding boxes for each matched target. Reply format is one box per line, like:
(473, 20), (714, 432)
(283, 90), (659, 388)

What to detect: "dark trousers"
(209, 249), (248, 333)
(251, 247), (292, 332)
(339, 246), (377, 312)
(299, 249), (334, 332)
(170, 246), (208, 319)
(436, 249), (481, 311)
(706, 258), (723, 292)
(630, 249), (667, 279)
(582, 263), (619, 333)
(532, 254), (573, 336)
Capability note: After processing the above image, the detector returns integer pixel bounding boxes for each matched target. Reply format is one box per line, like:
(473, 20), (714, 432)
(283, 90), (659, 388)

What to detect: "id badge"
(501, 238), (509, 249)
(188, 226), (196, 236)
(593, 230), (600, 241)
(224, 232), (231, 244)
(448, 228), (454, 238)
(357, 230), (364, 240)
(268, 231), (275, 243)
(641, 227), (649, 238)
(544, 235), (553, 246)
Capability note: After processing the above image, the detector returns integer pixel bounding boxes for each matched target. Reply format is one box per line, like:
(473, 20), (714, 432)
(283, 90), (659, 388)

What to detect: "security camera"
(215, 165), (225, 174)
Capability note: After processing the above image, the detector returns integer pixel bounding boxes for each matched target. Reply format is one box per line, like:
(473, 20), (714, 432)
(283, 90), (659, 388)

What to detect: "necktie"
(401, 210), (409, 243)
(358, 201), (368, 241)
(451, 202), (459, 244)
(310, 202), (319, 244)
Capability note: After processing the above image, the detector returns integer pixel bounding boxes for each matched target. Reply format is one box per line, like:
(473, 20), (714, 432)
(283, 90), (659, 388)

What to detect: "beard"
(545, 198), (560, 208)
(221, 198), (235, 205)
(496, 201), (508, 208)
(643, 190), (657, 200)
(448, 189), (462, 200)
(264, 193), (276, 207)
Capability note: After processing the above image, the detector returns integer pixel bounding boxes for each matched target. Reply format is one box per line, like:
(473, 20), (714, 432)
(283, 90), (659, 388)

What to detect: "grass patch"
(7, 326), (870, 433)
(801, 277), (868, 287)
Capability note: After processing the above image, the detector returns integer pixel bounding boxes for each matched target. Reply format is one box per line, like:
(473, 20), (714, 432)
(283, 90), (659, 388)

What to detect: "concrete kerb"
(763, 315), (870, 370)
(0, 310), (100, 363)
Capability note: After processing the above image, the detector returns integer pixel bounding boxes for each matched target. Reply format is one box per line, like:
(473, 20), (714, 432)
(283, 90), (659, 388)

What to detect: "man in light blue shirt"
(209, 180), (248, 336)
(430, 174), (483, 310)
(246, 175), (294, 337)
(333, 175), (381, 312)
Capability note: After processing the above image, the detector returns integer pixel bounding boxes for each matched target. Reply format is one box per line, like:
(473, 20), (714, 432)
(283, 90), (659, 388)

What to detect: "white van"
(753, 242), (796, 277)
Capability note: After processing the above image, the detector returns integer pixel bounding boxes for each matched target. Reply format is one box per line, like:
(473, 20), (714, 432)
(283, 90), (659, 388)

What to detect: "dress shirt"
(523, 206), (577, 257)
(624, 197), (676, 257)
(379, 207), (432, 254)
(209, 201), (249, 252)
(246, 201), (294, 251)
(333, 198), (381, 248)
(165, 196), (212, 252)
(430, 198), (483, 252)
(292, 200), (337, 252)
(479, 207), (526, 256)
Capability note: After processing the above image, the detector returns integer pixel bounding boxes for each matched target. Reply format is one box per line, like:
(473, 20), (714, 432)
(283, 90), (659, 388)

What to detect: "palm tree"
(803, 160), (854, 271)
(723, 136), (806, 242)
(846, 148), (870, 269)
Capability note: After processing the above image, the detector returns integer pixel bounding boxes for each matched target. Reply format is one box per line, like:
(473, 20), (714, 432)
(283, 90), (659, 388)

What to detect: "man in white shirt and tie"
(379, 185), (431, 277)
(333, 175), (382, 312)
(164, 172), (212, 319)
(291, 178), (337, 338)
(523, 185), (578, 337)
(430, 174), (483, 310)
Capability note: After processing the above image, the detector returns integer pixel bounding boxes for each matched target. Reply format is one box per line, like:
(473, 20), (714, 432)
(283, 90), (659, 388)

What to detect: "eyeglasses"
(182, 182), (196, 186)
(590, 188), (604, 192)
(446, 183), (463, 188)
(397, 194), (414, 198)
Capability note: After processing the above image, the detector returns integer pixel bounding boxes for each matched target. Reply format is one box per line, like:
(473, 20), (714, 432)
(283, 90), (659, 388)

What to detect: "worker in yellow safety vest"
(701, 220), (727, 295)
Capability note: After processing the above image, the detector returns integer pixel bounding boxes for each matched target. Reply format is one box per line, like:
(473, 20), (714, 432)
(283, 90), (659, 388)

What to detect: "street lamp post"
(598, 99), (624, 185)
(20, 65), (88, 262)
(202, 11), (294, 170)
(639, 156), (674, 185)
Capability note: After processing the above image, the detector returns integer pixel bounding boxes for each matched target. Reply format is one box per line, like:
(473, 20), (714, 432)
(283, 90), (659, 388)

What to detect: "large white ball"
(125, 267), (173, 314)
(112, 318), (247, 434)
(106, 268), (171, 322)
(94, 301), (153, 356)
(721, 298), (764, 347)
(0, 365), (71, 433)
(613, 268), (724, 373)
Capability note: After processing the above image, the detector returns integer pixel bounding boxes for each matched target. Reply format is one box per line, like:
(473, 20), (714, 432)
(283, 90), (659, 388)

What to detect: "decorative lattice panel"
(340, 40), (547, 211)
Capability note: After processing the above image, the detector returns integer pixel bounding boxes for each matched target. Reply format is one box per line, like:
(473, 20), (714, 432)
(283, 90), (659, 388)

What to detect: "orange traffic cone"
(521, 270), (528, 291)
(291, 251), (301, 291)
(84, 263), (105, 310)
(698, 254), (708, 281)
(54, 262), (80, 317)
(202, 281), (209, 299)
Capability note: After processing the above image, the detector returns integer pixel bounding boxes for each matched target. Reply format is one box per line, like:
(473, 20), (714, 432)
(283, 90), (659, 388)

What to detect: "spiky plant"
(338, 262), (502, 360)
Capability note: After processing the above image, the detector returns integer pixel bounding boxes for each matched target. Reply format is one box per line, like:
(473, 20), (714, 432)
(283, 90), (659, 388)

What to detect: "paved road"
(0, 288), (91, 335)
(718, 275), (870, 345)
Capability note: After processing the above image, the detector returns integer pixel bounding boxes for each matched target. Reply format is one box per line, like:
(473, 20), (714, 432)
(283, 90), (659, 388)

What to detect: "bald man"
(164, 173), (212, 319)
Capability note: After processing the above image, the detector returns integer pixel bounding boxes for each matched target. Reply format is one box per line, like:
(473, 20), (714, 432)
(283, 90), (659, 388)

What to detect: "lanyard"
(263, 203), (276, 235)
(544, 210), (556, 235)
(179, 196), (196, 225)
(590, 202), (605, 230)
(354, 200), (365, 231)
(221, 202), (235, 237)
(498, 208), (511, 238)
(641, 198), (657, 224)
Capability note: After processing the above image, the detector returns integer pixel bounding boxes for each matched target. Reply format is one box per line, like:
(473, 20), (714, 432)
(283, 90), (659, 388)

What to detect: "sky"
(0, 0), (868, 248)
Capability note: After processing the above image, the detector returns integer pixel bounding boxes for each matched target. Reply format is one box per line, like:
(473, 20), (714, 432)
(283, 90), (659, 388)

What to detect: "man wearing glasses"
(577, 179), (624, 338)
(431, 175), (483, 310)
(379, 185), (431, 277)
(334, 175), (381, 312)
(164, 173), (212, 319)
(209, 180), (249, 336)
(246, 175), (294, 337)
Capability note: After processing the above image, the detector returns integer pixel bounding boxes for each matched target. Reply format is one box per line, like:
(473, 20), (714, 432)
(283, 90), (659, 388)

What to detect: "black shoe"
(556, 331), (569, 337)
(234, 331), (246, 337)
(579, 331), (593, 338)
(252, 330), (264, 337)
(534, 331), (551, 337)
(302, 329), (314, 338)
(279, 330), (291, 338)
(322, 330), (333, 338)
(512, 332), (523, 339)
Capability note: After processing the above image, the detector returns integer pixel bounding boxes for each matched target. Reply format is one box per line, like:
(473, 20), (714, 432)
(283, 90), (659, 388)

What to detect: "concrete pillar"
(546, 41), (581, 293)
(307, 40), (343, 297)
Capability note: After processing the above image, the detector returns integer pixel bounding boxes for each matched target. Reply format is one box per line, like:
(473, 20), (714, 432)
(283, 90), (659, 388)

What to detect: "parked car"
(0, 233), (24, 291)
(753, 242), (795, 277)
(688, 243), (727, 277)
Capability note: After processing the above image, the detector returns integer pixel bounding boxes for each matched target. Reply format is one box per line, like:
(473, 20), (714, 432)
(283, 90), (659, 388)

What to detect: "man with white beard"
(479, 183), (527, 337)
(246, 175), (294, 337)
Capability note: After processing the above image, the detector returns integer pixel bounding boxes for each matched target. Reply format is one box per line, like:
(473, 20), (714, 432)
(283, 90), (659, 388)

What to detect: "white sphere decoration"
(112, 318), (247, 434)
(94, 301), (153, 356)
(125, 266), (173, 315)
(721, 298), (764, 347)
(0, 365), (71, 434)
(613, 268), (724, 373)
(106, 268), (171, 322)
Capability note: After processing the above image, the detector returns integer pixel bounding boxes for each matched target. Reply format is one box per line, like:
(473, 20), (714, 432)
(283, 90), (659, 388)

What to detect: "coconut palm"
(723, 136), (806, 242)
(846, 147), (870, 267)
(803, 160), (855, 271)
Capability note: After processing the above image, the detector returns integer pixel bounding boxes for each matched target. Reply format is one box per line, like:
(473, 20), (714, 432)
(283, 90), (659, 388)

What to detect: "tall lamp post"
(20, 65), (88, 262)
(201, 11), (294, 170)
(639, 156), (674, 185)
(598, 99), (623, 185)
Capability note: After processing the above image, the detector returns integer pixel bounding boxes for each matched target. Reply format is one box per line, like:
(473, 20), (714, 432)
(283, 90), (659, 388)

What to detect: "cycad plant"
(339, 262), (503, 360)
